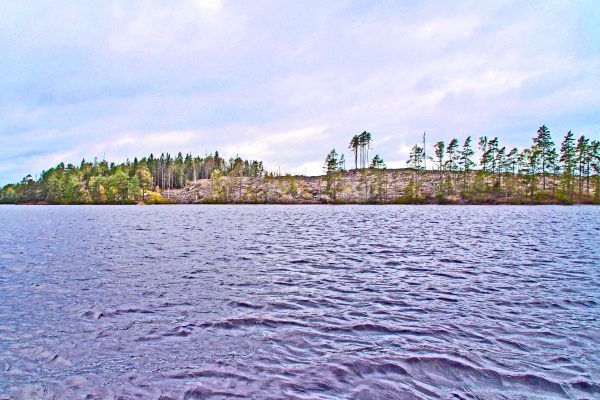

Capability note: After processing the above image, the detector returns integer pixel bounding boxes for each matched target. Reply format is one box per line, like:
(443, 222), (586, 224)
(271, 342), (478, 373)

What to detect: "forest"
(0, 125), (598, 205)
(318, 126), (599, 204)
(0, 152), (265, 204)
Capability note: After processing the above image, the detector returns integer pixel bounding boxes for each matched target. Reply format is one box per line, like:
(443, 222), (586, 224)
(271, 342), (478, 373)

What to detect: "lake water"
(0, 205), (599, 399)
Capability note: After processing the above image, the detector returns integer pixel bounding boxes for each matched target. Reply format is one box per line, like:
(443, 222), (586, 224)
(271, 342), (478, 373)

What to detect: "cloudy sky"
(1, 0), (599, 184)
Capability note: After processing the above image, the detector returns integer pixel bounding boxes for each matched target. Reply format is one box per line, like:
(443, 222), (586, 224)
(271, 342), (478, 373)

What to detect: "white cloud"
(192, 0), (223, 12)
(0, 1), (599, 184)
(289, 161), (323, 177)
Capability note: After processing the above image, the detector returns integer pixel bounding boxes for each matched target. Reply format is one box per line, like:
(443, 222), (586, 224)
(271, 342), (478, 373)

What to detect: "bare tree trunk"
(587, 160), (591, 197)
(542, 156), (546, 191)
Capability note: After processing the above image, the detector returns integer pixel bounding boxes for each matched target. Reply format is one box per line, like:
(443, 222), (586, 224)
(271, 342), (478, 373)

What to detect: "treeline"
(407, 126), (599, 203)
(2, 125), (598, 205)
(0, 152), (266, 204)
(322, 131), (387, 202)
(323, 126), (599, 204)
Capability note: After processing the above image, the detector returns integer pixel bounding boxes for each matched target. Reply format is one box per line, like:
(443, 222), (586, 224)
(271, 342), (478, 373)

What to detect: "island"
(2, 126), (598, 205)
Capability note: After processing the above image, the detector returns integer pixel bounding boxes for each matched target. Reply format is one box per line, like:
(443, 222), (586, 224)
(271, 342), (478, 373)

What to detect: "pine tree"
(45, 175), (62, 204)
(576, 135), (589, 201)
(370, 155), (387, 202)
(324, 149), (339, 174)
(111, 170), (129, 203)
(324, 149), (342, 200)
(533, 125), (555, 191)
(560, 131), (577, 200)
(589, 140), (600, 203)
(370, 154), (385, 169)
(506, 148), (519, 175)
(407, 144), (425, 200)
(495, 146), (505, 187)
(349, 135), (359, 170)
(407, 144), (425, 170)
(506, 148), (519, 196)
(357, 131), (372, 169)
(547, 147), (559, 196)
(128, 175), (141, 202)
(522, 148), (540, 202)
(137, 165), (153, 201)
(445, 139), (459, 172)
(486, 137), (499, 175)
(459, 136), (475, 187)
(478, 136), (489, 172)
(433, 141), (445, 190)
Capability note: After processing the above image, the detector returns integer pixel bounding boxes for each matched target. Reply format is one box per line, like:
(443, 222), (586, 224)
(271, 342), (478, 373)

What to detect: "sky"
(1, 0), (599, 184)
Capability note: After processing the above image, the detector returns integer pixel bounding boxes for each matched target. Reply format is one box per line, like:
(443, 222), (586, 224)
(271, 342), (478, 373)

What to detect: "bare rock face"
(162, 169), (445, 204)
(159, 168), (573, 204)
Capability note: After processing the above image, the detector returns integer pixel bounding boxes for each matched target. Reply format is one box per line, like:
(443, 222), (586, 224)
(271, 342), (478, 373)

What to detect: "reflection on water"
(0, 205), (599, 399)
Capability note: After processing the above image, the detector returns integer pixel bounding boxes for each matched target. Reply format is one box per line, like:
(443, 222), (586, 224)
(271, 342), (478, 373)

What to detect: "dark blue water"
(0, 205), (598, 399)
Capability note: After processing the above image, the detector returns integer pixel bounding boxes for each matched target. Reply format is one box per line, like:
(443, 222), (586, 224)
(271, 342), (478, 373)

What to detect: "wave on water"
(0, 205), (599, 399)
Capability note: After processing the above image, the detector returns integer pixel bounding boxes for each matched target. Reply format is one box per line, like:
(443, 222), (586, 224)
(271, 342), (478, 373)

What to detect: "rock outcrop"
(159, 169), (579, 204)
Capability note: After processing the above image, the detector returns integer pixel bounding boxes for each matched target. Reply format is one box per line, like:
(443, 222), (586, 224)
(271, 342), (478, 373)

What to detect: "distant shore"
(149, 169), (598, 205)
(3, 127), (598, 206)
(9, 169), (598, 206)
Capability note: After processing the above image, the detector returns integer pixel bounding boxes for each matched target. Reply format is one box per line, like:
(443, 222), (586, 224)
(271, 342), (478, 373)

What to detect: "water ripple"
(0, 204), (598, 399)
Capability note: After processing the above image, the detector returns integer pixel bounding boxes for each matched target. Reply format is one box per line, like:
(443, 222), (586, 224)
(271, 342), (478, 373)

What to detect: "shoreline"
(3, 169), (598, 206)
(10, 201), (596, 206)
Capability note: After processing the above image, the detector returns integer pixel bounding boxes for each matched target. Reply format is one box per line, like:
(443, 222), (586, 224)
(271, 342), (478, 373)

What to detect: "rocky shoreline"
(159, 169), (590, 205)
(9, 169), (596, 205)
